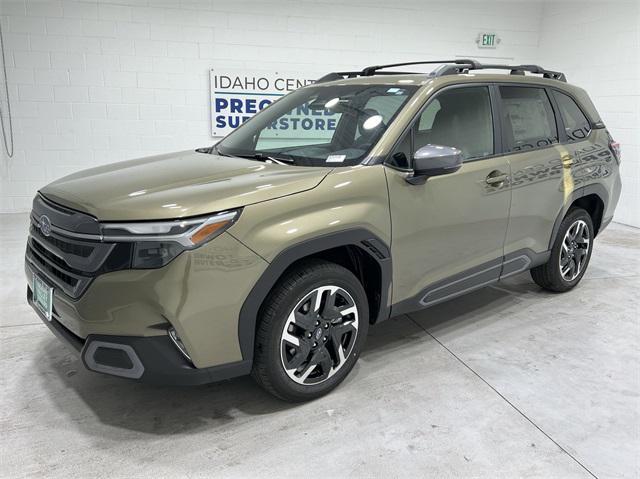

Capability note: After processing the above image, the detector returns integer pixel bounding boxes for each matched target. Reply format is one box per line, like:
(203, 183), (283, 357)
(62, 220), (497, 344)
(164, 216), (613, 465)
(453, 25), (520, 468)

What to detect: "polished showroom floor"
(1, 213), (638, 478)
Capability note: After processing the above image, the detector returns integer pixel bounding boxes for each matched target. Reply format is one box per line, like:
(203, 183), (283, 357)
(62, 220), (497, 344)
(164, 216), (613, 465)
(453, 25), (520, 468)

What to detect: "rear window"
(499, 86), (558, 152)
(553, 91), (592, 142)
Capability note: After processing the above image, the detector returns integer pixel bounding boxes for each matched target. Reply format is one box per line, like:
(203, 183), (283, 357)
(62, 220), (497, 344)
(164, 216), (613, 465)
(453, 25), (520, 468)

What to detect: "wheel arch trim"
(237, 228), (392, 363)
(549, 183), (608, 249)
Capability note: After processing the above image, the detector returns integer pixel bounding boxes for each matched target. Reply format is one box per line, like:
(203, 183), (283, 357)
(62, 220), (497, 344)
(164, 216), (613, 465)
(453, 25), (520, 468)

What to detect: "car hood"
(40, 150), (332, 221)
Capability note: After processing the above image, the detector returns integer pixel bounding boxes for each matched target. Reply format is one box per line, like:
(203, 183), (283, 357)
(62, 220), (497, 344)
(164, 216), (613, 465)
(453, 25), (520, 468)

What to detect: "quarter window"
(387, 129), (411, 169)
(500, 86), (558, 152)
(553, 91), (592, 142)
(413, 86), (494, 161)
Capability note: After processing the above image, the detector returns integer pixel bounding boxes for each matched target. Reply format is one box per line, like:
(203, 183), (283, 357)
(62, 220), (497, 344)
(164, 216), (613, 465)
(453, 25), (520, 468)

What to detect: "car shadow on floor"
(28, 274), (539, 438)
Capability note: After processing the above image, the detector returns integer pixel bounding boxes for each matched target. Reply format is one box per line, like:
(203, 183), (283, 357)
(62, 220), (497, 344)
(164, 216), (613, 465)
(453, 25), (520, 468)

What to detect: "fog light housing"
(168, 327), (191, 362)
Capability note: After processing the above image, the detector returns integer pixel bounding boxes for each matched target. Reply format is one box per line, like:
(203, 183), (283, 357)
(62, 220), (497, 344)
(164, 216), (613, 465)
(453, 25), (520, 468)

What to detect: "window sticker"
(326, 154), (346, 163)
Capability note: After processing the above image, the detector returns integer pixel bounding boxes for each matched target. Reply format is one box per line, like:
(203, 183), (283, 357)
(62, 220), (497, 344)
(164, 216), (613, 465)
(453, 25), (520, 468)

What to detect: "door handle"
(485, 171), (508, 185)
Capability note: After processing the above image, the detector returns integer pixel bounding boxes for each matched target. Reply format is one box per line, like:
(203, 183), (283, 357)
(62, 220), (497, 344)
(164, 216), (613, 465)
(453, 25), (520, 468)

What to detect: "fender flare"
(548, 183), (609, 249)
(237, 228), (392, 362)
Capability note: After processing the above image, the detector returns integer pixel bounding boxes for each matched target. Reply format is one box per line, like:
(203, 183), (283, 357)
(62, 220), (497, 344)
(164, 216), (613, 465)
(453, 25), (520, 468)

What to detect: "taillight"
(609, 140), (621, 164)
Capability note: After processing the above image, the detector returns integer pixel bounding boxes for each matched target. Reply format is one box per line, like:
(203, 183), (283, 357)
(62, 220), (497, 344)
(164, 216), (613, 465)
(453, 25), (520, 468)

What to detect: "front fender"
(229, 165), (392, 362)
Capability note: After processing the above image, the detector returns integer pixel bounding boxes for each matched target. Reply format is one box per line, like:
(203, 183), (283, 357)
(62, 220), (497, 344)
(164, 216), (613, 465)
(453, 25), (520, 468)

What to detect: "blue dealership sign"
(210, 70), (315, 137)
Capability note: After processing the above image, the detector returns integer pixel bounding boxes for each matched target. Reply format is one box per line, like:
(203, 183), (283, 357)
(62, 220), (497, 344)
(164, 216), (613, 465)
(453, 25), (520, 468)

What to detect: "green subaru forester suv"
(26, 60), (621, 401)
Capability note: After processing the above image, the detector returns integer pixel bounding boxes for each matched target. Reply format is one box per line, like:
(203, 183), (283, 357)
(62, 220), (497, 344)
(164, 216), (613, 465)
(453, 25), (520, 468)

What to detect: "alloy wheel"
(559, 219), (590, 281)
(280, 285), (359, 385)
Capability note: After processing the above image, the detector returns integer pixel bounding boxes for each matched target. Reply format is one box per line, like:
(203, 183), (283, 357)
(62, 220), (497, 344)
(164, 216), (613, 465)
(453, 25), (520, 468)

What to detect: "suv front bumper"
(28, 287), (251, 385)
(25, 229), (268, 384)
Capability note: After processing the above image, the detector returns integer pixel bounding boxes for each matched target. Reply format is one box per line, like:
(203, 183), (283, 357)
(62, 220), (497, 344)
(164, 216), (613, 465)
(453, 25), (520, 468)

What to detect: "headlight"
(100, 210), (240, 269)
(131, 241), (185, 269)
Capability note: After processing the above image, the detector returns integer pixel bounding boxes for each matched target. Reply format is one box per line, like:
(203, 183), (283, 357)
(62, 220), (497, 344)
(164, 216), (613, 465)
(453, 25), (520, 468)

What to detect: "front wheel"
(531, 208), (594, 292)
(252, 259), (369, 402)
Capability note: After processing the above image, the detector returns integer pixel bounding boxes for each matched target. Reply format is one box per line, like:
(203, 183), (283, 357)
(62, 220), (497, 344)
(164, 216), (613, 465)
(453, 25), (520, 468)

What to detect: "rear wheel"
(252, 259), (369, 402)
(531, 208), (593, 292)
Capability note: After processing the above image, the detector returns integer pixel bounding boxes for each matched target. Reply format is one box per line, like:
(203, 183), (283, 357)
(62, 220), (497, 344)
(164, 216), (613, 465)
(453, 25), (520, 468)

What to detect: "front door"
(386, 85), (511, 312)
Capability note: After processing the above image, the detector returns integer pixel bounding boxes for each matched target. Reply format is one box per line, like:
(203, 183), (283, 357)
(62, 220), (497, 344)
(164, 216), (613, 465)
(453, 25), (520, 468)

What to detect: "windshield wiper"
(235, 153), (295, 165)
(196, 144), (230, 156)
(195, 145), (215, 154)
(207, 145), (296, 165)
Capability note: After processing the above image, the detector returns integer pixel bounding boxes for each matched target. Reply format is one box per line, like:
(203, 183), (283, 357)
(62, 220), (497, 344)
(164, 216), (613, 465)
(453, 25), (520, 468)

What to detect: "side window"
(553, 91), (592, 142)
(500, 87), (558, 152)
(414, 86), (494, 161)
(417, 99), (440, 130)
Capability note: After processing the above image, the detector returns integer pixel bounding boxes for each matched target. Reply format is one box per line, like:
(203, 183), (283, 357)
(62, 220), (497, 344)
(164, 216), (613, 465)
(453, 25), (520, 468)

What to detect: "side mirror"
(407, 144), (463, 184)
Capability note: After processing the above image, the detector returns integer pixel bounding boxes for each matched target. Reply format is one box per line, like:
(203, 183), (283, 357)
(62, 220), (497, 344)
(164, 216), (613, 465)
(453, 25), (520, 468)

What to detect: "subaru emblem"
(39, 215), (52, 236)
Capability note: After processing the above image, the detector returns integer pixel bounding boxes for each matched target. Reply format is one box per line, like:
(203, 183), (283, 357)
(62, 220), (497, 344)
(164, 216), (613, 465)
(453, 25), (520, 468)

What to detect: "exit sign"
(477, 32), (500, 49)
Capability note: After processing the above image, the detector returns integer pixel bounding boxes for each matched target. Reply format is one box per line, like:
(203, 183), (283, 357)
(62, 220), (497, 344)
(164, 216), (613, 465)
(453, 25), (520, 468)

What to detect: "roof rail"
(481, 63), (566, 81)
(316, 59), (566, 83)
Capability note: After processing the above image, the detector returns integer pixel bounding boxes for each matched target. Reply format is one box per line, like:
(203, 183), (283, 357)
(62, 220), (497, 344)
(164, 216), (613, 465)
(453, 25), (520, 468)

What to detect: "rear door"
(386, 84), (512, 311)
(498, 85), (567, 269)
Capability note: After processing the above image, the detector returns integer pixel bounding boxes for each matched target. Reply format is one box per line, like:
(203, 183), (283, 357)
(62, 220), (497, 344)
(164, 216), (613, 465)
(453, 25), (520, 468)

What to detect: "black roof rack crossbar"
(316, 70), (421, 83)
(316, 72), (358, 83)
(317, 59), (566, 83)
(316, 60), (479, 83)
(360, 59), (480, 76)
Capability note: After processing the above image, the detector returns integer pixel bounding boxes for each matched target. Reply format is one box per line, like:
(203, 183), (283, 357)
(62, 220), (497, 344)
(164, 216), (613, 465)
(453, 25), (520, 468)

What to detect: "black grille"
(28, 245), (80, 288)
(31, 238), (74, 273)
(26, 195), (122, 299)
(31, 225), (94, 257)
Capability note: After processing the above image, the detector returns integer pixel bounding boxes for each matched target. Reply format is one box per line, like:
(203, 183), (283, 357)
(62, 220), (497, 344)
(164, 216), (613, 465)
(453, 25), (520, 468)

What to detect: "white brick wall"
(0, 0), (637, 228)
(538, 1), (640, 227)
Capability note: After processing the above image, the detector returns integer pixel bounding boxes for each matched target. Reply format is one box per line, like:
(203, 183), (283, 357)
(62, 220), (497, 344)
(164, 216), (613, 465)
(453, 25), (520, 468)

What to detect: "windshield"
(215, 83), (418, 167)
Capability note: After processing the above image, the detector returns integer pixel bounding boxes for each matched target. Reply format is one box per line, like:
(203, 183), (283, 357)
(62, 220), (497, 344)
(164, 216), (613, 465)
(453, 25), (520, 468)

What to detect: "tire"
(252, 259), (369, 402)
(531, 207), (594, 292)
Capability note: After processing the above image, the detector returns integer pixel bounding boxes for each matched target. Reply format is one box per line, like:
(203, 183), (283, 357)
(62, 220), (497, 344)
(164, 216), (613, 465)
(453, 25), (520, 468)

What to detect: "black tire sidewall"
(259, 262), (369, 401)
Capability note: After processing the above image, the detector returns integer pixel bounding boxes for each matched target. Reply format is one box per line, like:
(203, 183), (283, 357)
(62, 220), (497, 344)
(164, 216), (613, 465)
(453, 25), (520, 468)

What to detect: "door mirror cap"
(407, 144), (463, 184)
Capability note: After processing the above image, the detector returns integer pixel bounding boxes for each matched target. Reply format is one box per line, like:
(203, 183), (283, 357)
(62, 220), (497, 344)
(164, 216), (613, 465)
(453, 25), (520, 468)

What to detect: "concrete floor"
(1, 212), (638, 479)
